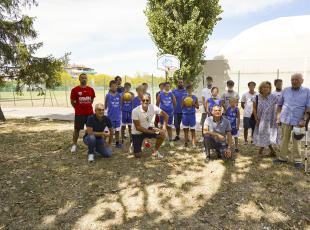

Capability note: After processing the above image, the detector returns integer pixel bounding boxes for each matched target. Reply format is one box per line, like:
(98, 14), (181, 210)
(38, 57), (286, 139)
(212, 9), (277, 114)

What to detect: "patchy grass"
(0, 119), (309, 230)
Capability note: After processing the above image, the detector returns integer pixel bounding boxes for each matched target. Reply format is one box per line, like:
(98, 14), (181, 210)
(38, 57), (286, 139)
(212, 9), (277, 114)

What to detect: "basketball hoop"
(157, 54), (180, 80)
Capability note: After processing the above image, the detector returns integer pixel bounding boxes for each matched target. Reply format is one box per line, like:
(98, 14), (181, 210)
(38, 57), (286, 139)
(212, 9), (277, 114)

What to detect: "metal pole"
(151, 74), (154, 104)
(43, 89), (47, 107)
(52, 91), (59, 106)
(277, 69), (280, 79)
(237, 71), (240, 95)
(103, 76), (106, 98)
(64, 81), (68, 107)
(12, 87), (16, 106)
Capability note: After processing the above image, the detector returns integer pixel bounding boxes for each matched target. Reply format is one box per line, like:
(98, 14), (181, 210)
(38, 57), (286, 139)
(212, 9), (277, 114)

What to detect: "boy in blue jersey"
(156, 82), (176, 147)
(172, 79), (187, 141)
(206, 87), (222, 116)
(182, 84), (199, 148)
(154, 82), (165, 128)
(133, 85), (144, 109)
(225, 97), (240, 152)
(121, 82), (134, 143)
(105, 80), (122, 148)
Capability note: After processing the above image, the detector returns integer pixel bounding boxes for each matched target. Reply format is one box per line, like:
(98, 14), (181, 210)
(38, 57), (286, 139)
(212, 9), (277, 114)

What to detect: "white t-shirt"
(241, 91), (258, 118)
(221, 91), (240, 109)
(132, 104), (162, 135)
(201, 87), (212, 112)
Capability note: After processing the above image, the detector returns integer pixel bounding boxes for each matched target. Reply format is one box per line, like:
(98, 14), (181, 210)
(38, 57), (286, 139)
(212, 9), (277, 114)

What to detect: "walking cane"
(305, 117), (309, 173)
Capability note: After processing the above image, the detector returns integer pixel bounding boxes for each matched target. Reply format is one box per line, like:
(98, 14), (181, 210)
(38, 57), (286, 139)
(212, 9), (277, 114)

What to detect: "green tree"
(0, 0), (68, 121)
(145, 0), (222, 85)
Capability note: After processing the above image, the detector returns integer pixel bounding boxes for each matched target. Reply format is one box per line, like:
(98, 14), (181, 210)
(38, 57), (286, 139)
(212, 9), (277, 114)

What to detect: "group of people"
(69, 73), (310, 170)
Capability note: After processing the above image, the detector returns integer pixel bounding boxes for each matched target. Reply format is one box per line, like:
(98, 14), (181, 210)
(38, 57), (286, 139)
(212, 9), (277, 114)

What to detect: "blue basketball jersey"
(122, 93), (133, 112)
(226, 106), (238, 135)
(133, 96), (141, 109)
(172, 88), (187, 114)
(106, 92), (121, 121)
(207, 97), (222, 113)
(159, 91), (174, 114)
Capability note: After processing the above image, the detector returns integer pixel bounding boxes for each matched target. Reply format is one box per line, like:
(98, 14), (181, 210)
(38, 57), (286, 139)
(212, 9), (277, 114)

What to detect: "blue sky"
(26, 0), (310, 76)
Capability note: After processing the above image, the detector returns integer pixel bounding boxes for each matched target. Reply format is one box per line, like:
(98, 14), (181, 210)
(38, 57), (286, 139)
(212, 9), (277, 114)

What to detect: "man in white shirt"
(132, 94), (168, 158)
(200, 76), (214, 139)
(241, 81), (258, 144)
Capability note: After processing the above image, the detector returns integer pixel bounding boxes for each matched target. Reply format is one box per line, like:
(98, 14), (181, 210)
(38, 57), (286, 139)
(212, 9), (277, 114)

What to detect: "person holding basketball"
(182, 84), (199, 148)
(70, 73), (95, 153)
(121, 82), (134, 143)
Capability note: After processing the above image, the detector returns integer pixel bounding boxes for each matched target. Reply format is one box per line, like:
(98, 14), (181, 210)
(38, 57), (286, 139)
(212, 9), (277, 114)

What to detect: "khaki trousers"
(279, 123), (302, 163)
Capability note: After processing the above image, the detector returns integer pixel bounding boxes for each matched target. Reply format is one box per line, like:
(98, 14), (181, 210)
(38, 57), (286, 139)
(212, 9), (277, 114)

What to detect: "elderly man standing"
(132, 94), (169, 158)
(275, 73), (310, 169)
(84, 103), (114, 162)
(203, 105), (233, 163)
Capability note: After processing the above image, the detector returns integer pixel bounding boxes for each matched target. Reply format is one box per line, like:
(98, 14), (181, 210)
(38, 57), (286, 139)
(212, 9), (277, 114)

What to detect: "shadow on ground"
(0, 119), (309, 230)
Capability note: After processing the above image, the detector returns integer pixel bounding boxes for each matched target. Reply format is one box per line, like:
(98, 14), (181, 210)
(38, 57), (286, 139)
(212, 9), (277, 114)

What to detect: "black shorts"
(174, 113), (183, 128)
(243, 117), (256, 130)
(74, 115), (90, 131)
(132, 132), (158, 154)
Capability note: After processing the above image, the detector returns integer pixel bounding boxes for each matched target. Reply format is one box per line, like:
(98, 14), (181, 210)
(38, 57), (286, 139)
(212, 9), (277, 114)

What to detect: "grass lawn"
(0, 119), (309, 230)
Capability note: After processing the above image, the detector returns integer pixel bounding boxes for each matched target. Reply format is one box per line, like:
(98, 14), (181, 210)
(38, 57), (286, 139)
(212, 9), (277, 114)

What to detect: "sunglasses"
(97, 108), (104, 111)
(142, 99), (150, 102)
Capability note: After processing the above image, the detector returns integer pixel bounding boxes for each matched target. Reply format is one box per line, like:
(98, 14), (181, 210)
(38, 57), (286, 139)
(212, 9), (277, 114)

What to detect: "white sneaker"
(71, 145), (77, 153)
(88, 154), (94, 162)
(169, 141), (174, 147)
(192, 144), (197, 149)
(129, 143), (133, 154)
(153, 151), (164, 158)
(198, 137), (204, 143)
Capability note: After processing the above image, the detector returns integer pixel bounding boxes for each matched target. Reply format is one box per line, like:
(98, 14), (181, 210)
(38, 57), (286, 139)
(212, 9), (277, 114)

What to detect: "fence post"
(64, 81), (69, 107)
(29, 86), (34, 107)
(43, 89), (47, 107)
(49, 90), (54, 107)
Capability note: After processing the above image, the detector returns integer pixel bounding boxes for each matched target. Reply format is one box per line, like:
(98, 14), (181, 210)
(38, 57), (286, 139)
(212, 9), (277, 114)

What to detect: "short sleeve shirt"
(70, 86), (95, 115)
(132, 105), (162, 135)
(221, 91), (240, 109)
(201, 87), (212, 112)
(86, 115), (112, 138)
(241, 92), (258, 118)
(204, 116), (232, 137)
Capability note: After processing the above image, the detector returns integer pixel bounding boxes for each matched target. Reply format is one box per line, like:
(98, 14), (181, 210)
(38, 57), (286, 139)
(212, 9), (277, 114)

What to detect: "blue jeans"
(83, 135), (112, 158)
(204, 135), (228, 158)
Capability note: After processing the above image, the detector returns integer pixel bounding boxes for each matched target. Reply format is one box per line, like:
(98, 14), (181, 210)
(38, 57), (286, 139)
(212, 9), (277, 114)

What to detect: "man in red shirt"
(70, 73), (96, 153)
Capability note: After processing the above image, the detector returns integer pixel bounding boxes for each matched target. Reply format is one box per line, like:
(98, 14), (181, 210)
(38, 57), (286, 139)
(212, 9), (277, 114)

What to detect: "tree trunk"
(0, 106), (6, 122)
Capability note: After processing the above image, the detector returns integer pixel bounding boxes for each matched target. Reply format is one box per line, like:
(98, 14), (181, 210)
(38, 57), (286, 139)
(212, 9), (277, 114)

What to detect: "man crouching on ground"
(83, 103), (113, 162)
(131, 94), (169, 158)
(203, 105), (233, 163)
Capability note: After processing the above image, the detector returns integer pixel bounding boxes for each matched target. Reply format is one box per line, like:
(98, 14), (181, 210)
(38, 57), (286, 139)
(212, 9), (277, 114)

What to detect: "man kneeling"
(132, 94), (169, 158)
(203, 105), (233, 162)
(84, 103), (113, 162)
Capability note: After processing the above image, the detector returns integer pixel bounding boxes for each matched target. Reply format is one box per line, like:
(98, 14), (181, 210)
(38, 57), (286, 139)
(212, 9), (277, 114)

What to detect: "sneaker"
(173, 136), (180, 141)
(192, 144), (197, 149)
(88, 154), (94, 162)
(273, 159), (288, 165)
(198, 137), (204, 143)
(204, 156), (210, 163)
(116, 143), (123, 149)
(71, 145), (77, 154)
(152, 151), (164, 158)
(129, 143), (133, 154)
(169, 141), (174, 147)
(294, 162), (304, 170)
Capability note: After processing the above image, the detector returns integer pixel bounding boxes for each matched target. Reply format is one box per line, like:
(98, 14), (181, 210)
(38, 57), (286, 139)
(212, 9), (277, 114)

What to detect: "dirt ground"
(0, 119), (309, 230)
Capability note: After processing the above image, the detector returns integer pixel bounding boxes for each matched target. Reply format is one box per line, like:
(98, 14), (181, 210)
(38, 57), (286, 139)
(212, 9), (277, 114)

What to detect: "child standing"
(105, 80), (122, 148)
(154, 82), (165, 128)
(156, 82), (176, 147)
(121, 82), (134, 143)
(182, 84), (199, 148)
(225, 97), (240, 152)
(206, 87), (222, 116)
(133, 85), (144, 109)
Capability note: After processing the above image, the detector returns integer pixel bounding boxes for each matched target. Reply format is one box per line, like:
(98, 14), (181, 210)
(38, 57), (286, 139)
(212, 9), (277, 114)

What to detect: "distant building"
(197, 15), (310, 98)
(65, 64), (96, 77)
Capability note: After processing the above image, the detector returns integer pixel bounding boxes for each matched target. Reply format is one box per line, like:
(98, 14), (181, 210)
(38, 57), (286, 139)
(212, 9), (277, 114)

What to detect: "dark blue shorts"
(182, 113), (196, 129)
(122, 111), (132, 125)
(111, 120), (121, 131)
(160, 113), (173, 126)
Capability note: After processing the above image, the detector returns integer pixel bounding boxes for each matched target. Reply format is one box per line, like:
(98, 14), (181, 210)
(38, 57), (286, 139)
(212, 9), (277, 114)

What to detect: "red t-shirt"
(70, 86), (95, 115)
